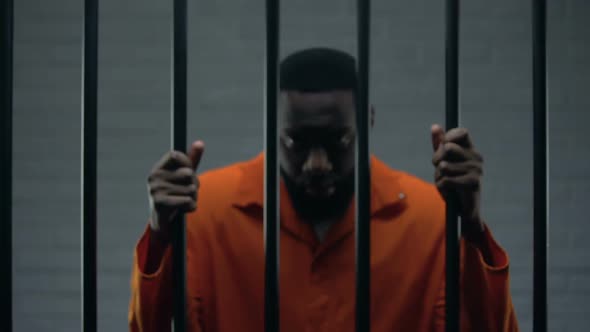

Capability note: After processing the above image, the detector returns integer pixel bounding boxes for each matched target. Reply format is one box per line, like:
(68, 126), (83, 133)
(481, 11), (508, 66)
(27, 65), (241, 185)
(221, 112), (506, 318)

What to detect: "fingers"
(431, 124), (445, 151)
(149, 176), (199, 220)
(188, 140), (205, 170)
(436, 173), (481, 192)
(148, 145), (204, 233)
(151, 141), (205, 174)
(431, 125), (475, 151)
(152, 150), (194, 172)
(444, 127), (474, 149)
(432, 142), (482, 165)
(149, 182), (198, 197)
(434, 160), (482, 181)
(154, 195), (197, 213)
(149, 167), (197, 185)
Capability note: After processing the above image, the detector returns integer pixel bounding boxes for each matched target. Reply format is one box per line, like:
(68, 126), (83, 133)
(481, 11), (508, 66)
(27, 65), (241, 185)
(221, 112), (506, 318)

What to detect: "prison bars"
(0, 0), (14, 331)
(355, 0), (372, 331)
(532, 0), (548, 331)
(172, 0), (189, 330)
(0, 1), (550, 331)
(81, 0), (99, 331)
(445, 0), (461, 331)
(170, 1), (550, 331)
(264, 0), (281, 331)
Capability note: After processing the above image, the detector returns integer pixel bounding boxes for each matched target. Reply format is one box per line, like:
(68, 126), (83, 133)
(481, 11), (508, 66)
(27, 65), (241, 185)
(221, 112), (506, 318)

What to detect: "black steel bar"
(445, 0), (460, 331)
(0, 0), (14, 331)
(264, 0), (280, 331)
(532, 0), (548, 331)
(82, 0), (99, 331)
(172, 0), (188, 330)
(355, 0), (371, 331)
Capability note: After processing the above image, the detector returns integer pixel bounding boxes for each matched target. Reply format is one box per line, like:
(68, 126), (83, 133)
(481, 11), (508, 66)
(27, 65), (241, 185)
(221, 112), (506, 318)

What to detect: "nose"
(302, 148), (333, 174)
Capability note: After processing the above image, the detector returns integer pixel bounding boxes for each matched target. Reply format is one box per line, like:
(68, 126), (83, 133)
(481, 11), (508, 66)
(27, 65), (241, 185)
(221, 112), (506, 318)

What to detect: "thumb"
(431, 124), (445, 151)
(188, 140), (205, 170)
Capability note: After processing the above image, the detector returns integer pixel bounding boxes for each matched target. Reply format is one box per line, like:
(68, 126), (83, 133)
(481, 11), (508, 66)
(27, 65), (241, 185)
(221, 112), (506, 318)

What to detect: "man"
(128, 48), (519, 331)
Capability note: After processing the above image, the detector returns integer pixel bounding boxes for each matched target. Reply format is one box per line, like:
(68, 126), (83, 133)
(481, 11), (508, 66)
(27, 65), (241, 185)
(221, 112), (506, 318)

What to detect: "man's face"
(279, 90), (357, 221)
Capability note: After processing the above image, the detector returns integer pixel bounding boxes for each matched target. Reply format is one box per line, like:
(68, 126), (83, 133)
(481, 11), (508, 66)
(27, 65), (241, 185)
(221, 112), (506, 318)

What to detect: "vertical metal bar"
(445, 0), (460, 331)
(0, 0), (14, 331)
(264, 0), (280, 331)
(532, 0), (548, 331)
(82, 0), (99, 331)
(355, 0), (371, 331)
(172, 0), (188, 330)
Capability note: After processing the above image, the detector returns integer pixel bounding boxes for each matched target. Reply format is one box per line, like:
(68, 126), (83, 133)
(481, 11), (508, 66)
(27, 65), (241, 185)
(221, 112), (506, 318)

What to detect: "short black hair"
(279, 47), (357, 93)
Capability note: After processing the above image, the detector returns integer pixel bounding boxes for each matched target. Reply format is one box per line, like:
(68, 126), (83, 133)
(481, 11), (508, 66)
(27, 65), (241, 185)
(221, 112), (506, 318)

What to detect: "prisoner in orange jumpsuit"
(128, 48), (519, 332)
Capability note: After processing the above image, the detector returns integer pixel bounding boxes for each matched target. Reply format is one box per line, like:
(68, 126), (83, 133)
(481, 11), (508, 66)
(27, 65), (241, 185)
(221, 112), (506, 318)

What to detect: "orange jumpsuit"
(128, 153), (519, 331)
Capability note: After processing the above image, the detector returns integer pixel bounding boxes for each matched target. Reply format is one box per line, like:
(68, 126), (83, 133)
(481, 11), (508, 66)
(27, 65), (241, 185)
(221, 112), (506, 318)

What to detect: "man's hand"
(147, 140), (205, 243)
(431, 124), (484, 234)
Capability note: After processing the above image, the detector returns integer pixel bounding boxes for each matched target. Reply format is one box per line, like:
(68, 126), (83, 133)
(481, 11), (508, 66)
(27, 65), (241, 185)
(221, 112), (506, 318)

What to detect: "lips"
(304, 180), (336, 198)
(305, 186), (334, 197)
(298, 173), (337, 197)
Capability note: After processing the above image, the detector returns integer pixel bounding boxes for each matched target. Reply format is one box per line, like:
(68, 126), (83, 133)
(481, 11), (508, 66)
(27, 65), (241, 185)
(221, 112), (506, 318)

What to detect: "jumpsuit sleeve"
(128, 224), (204, 332)
(432, 224), (520, 332)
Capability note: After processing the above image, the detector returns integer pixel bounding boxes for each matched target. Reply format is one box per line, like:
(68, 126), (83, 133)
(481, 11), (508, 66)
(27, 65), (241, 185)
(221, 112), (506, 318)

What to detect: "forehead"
(280, 90), (355, 129)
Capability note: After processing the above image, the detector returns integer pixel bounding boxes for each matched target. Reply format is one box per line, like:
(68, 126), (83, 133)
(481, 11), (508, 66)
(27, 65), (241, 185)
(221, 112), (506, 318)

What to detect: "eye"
(282, 134), (296, 149)
(339, 132), (354, 148)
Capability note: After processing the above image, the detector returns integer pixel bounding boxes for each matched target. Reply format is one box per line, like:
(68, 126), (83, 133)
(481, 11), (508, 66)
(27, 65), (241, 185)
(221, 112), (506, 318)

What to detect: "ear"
(370, 105), (375, 128)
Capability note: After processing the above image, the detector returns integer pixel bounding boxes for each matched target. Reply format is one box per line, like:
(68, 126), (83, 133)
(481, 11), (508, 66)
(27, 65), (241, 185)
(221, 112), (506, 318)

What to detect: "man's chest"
(191, 211), (444, 332)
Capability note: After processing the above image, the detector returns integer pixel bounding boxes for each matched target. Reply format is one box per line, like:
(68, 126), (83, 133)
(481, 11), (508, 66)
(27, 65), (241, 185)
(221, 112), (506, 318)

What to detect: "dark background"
(11, 0), (589, 331)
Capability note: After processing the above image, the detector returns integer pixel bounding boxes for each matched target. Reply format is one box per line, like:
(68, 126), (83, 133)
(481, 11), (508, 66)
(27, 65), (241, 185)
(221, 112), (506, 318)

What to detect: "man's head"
(278, 47), (373, 222)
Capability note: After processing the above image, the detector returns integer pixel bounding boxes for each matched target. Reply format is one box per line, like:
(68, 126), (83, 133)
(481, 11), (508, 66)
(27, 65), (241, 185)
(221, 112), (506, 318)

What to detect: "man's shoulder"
(372, 157), (446, 244)
(397, 171), (441, 202)
(398, 172), (444, 211)
(199, 159), (249, 182)
(185, 156), (258, 240)
(198, 155), (258, 192)
(372, 156), (445, 218)
(372, 156), (441, 201)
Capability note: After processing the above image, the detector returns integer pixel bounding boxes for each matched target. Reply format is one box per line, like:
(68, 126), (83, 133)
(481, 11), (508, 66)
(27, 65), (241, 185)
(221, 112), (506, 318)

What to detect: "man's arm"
(129, 225), (175, 332)
(129, 143), (205, 331)
(461, 218), (495, 266)
(432, 224), (519, 332)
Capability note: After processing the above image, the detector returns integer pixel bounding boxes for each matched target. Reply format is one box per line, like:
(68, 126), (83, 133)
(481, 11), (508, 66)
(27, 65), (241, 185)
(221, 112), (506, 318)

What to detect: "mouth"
(305, 184), (335, 198)
(302, 177), (337, 198)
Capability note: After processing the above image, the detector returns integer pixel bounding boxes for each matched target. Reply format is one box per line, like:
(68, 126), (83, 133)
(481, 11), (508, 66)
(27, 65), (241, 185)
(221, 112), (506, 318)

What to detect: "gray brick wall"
(11, 0), (589, 331)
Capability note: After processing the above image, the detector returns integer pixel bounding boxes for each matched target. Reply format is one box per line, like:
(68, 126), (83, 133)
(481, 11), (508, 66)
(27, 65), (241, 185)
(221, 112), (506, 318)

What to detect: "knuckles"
(176, 167), (194, 177)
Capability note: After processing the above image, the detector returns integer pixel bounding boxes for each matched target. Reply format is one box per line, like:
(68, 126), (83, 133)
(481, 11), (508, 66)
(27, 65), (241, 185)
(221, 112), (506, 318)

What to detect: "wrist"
(149, 224), (171, 247)
(143, 224), (171, 275)
(149, 210), (172, 244)
(461, 216), (485, 241)
(461, 218), (497, 266)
